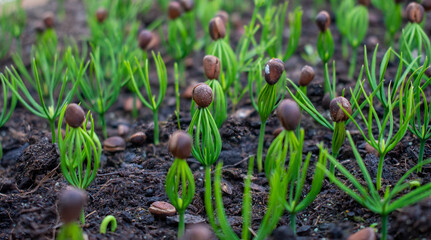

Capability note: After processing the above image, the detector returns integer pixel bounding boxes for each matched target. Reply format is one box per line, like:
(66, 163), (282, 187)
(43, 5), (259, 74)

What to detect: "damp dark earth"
(1, 0), (431, 240)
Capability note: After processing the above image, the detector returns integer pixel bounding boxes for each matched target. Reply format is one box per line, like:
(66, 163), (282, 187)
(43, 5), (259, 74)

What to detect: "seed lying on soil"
(298, 65), (315, 86)
(209, 17), (226, 40)
(124, 96), (142, 112)
(277, 99), (301, 131)
(65, 104), (85, 128)
(346, 227), (376, 240)
(168, 1), (182, 20)
(315, 11), (330, 32)
(203, 55), (221, 80)
(330, 97), (352, 122)
(192, 83), (213, 108)
(43, 12), (55, 28)
(179, 0), (194, 12)
(138, 30), (153, 50)
(264, 58), (284, 85)
(182, 224), (212, 240)
(168, 131), (192, 159)
(129, 132), (146, 146)
(117, 124), (130, 136)
(406, 2), (424, 23)
(58, 187), (87, 224)
(96, 7), (108, 23)
(103, 136), (126, 152)
(149, 201), (176, 217)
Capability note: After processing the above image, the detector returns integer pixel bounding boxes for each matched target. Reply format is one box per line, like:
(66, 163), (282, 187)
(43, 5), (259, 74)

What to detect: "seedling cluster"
(1, 0), (431, 239)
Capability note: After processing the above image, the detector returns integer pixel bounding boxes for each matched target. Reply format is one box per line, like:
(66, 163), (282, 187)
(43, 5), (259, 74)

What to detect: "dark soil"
(1, 0), (431, 239)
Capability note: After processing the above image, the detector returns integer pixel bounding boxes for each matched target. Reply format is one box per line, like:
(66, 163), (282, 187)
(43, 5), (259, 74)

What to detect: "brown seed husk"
(203, 55), (221, 80)
(298, 65), (315, 86)
(277, 99), (301, 131)
(330, 97), (352, 122)
(96, 7), (108, 23)
(406, 2), (424, 23)
(168, 131), (192, 159)
(65, 104), (85, 128)
(315, 11), (330, 32)
(192, 83), (213, 108)
(168, 1), (182, 20)
(264, 58), (284, 85)
(138, 30), (153, 50)
(209, 17), (226, 40)
(149, 201), (176, 217)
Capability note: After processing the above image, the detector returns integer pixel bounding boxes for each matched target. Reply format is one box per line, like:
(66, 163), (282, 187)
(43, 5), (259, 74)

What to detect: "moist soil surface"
(1, 0), (431, 239)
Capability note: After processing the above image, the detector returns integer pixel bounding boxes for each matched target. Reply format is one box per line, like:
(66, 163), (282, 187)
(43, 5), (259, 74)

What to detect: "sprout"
(192, 83), (213, 108)
(195, 56), (227, 127)
(100, 215), (117, 234)
(58, 187), (87, 224)
(166, 131), (195, 238)
(96, 7), (108, 23)
(203, 55), (221, 80)
(138, 30), (153, 51)
(215, 10), (228, 25)
(298, 65), (315, 87)
(406, 2), (424, 23)
(264, 58), (284, 85)
(253, 58), (285, 172)
(65, 104), (85, 128)
(319, 132), (431, 240)
(329, 97), (352, 175)
(315, 11), (330, 32)
(188, 81), (221, 232)
(168, 131), (192, 159)
(57, 187), (86, 240)
(209, 17), (226, 40)
(330, 97), (352, 122)
(168, 1), (183, 20)
(43, 12), (54, 28)
(277, 99), (301, 131)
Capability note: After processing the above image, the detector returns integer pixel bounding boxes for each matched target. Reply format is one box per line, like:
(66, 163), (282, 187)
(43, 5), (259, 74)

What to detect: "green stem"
(257, 120), (267, 172)
(377, 154), (385, 191)
(381, 214), (388, 240)
(0, 141), (3, 160)
(100, 114), (107, 139)
(49, 119), (56, 143)
(342, 37), (349, 60)
(323, 62), (331, 97)
(80, 209), (85, 225)
(418, 140), (426, 172)
(153, 109), (159, 145)
(204, 166), (218, 232)
(290, 214), (296, 235)
(348, 47), (357, 79)
(178, 210), (185, 239)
